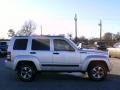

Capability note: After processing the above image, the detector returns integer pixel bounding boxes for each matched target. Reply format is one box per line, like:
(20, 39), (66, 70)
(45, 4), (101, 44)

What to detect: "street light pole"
(98, 20), (102, 42)
(40, 25), (42, 36)
(74, 13), (77, 44)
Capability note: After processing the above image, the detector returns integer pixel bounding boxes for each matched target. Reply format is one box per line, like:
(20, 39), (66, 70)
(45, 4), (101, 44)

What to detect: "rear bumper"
(5, 60), (14, 70)
(0, 51), (7, 54)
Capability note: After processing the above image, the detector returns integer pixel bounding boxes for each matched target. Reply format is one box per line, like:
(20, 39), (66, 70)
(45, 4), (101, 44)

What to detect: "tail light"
(7, 52), (11, 61)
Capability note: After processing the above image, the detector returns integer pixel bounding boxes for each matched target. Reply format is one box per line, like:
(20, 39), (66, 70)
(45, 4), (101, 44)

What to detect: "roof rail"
(14, 35), (65, 37)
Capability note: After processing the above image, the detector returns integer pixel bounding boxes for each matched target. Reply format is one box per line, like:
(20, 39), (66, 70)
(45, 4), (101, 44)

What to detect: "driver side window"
(54, 39), (75, 51)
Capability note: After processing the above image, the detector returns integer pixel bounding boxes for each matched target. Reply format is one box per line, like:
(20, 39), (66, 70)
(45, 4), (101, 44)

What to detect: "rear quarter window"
(13, 39), (28, 50)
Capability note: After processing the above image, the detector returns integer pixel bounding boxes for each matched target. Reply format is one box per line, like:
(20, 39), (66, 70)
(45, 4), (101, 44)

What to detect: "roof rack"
(14, 35), (65, 37)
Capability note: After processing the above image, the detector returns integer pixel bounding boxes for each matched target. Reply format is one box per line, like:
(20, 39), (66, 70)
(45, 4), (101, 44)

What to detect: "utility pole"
(40, 25), (42, 36)
(98, 19), (102, 42)
(74, 13), (77, 44)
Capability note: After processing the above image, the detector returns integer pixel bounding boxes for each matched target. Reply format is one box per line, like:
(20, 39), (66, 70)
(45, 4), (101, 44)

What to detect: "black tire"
(17, 64), (36, 82)
(87, 63), (107, 81)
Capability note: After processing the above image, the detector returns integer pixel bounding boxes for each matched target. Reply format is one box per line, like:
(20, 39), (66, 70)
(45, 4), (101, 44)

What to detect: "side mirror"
(77, 43), (82, 49)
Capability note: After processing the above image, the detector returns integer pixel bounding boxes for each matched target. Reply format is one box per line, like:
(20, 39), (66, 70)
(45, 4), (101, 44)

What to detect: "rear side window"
(32, 39), (50, 50)
(13, 39), (28, 50)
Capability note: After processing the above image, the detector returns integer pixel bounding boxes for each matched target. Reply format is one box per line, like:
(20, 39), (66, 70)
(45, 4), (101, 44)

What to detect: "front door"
(52, 39), (80, 71)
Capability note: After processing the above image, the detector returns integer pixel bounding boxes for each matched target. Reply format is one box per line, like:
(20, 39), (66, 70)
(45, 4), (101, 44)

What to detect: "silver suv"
(5, 36), (111, 81)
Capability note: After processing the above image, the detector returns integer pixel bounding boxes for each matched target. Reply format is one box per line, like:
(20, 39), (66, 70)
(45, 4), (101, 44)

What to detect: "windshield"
(67, 39), (78, 49)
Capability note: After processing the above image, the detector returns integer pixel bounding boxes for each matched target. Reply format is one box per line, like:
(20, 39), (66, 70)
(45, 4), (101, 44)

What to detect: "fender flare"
(81, 55), (108, 71)
(13, 55), (41, 70)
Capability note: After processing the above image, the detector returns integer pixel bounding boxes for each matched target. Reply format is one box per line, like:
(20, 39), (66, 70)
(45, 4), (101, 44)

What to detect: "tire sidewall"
(88, 63), (107, 81)
(17, 64), (36, 82)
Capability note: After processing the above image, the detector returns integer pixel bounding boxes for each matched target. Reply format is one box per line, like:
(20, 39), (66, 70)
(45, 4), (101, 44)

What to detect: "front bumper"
(107, 59), (112, 71)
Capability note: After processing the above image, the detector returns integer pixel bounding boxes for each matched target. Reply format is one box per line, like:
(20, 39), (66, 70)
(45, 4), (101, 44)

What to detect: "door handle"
(30, 52), (36, 54)
(53, 52), (59, 54)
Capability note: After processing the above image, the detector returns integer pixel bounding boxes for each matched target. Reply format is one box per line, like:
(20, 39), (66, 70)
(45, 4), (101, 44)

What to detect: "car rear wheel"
(17, 64), (36, 82)
(87, 63), (107, 81)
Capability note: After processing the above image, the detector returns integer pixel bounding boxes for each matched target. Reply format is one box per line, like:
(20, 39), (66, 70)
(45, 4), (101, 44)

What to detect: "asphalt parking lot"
(0, 58), (120, 90)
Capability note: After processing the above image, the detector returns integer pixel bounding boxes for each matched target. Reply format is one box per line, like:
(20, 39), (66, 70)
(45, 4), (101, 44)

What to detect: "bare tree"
(103, 32), (113, 46)
(89, 37), (99, 45)
(103, 32), (113, 40)
(77, 36), (88, 44)
(67, 33), (72, 40)
(114, 32), (120, 42)
(8, 29), (15, 37)
(17, 20), (36, 36)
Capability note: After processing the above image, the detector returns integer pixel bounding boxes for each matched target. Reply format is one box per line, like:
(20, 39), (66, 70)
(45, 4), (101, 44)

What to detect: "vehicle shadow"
(108, 74), (120, 80)
(35, 72), (89, 81)
(3, 71), (120, 90)
(34, 72), (120, 82)
(6, 71), (120, 83)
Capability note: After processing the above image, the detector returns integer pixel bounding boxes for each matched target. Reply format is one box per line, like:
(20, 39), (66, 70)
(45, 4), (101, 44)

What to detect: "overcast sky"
(0, 0), (120, 39)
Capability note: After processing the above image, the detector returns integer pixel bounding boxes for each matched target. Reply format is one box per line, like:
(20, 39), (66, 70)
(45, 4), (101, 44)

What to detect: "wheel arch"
(16, 61), (37, 71)
(87, 61), (109, 71)
(13, 56), (41, 71)
(81, 58), (109, 71)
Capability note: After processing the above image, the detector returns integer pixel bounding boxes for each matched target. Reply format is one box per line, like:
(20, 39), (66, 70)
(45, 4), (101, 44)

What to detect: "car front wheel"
(87, 63), (107, 81)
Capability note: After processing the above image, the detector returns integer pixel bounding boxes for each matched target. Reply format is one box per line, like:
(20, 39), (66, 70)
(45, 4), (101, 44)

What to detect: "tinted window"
(0, 42), (7, 45)
(13, 39), (28, 50)
(54, 39), (75, 51)
(32, 39), (50, 50)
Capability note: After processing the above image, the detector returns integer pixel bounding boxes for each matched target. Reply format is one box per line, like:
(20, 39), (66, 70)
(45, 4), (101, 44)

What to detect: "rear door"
(30, 38), (53, 66)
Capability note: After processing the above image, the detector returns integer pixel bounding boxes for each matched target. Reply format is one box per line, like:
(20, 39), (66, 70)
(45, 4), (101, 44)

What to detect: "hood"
(79, 49), (108, 56)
